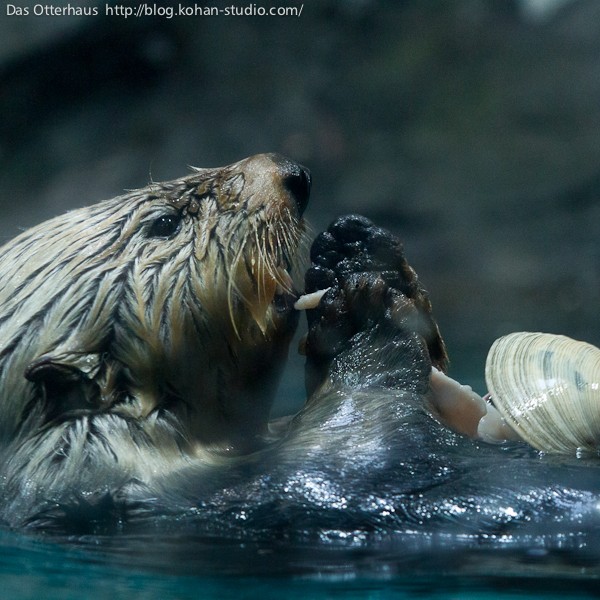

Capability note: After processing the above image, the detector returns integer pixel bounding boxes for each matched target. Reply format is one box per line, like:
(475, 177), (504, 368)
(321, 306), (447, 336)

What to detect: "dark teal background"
(1, 0), (600, 596)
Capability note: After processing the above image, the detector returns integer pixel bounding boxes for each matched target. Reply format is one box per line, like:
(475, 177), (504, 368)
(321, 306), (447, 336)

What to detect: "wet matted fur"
(0, 153), (312, 527)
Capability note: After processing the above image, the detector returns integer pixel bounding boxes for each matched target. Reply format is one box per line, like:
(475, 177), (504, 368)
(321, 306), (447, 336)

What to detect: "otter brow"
(167, 186), (213, 213)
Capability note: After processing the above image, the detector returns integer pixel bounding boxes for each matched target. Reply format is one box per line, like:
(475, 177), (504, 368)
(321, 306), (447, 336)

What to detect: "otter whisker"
(225, 237), (247, 339)
(253, 228), (271, 305)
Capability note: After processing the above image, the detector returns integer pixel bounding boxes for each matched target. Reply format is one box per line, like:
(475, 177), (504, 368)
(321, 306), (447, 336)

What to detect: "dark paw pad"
(309, 215), (406, 281)
(303, 215), (447, 396)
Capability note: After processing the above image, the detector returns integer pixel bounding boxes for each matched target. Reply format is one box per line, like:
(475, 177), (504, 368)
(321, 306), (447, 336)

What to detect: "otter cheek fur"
(0, 154), (310, 514)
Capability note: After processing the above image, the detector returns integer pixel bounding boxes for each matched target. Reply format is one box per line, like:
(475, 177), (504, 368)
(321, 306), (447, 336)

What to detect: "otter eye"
(147, 214), (181, 238)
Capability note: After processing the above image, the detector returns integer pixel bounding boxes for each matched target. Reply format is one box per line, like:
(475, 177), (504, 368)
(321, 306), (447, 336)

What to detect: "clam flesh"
(485, 332), (600, 454)
(428, 367), (519, 443)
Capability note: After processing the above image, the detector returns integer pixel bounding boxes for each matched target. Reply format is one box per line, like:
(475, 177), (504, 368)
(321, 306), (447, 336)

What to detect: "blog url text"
(6, 3), (305, 18)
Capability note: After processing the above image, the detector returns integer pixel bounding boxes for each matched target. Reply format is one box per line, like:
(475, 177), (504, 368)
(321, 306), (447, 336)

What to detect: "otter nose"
(272, 155), (311, 216)
(283, 165), (311, 216)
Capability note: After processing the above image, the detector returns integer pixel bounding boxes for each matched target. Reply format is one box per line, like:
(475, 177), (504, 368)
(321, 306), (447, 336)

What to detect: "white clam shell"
(485, 332), (600, 454)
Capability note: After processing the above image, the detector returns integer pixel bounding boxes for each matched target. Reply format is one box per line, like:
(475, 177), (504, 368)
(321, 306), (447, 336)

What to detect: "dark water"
(3, 379), (600, 598)
(2, 527), (599, 600)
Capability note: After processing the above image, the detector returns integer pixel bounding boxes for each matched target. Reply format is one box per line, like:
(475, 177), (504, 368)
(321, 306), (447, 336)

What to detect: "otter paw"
(303, 215), (447, 396)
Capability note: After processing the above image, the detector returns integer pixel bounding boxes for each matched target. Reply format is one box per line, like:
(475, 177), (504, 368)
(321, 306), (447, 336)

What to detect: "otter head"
(0, 154), (310, 454)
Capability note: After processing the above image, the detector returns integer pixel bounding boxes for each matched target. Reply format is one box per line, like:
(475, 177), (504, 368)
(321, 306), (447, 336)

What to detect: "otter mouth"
(262, 259), (303, 335)
(272, 243), (332, 321)
(236, 225), (307, 340)
(274, 265), (298, 312)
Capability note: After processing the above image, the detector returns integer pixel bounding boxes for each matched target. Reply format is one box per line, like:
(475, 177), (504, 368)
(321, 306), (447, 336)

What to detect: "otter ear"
(25, 352), (103, 384)
(25, 352), (106, 421)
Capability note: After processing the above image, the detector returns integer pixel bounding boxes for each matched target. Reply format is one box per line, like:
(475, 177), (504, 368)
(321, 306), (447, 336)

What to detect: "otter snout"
(233, 153), (311, 217)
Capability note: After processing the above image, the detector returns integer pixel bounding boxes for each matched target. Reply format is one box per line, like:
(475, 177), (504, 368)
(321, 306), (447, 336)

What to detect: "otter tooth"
(293, 288), (330, 310)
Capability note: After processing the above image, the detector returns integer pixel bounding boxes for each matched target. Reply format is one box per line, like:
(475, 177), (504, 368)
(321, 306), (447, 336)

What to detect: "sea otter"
(0, 154), (599, 576)
(0, 154), (314, 524)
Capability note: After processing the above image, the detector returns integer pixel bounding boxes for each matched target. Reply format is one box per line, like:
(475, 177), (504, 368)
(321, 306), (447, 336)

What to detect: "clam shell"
(485, 332), (600, 454)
